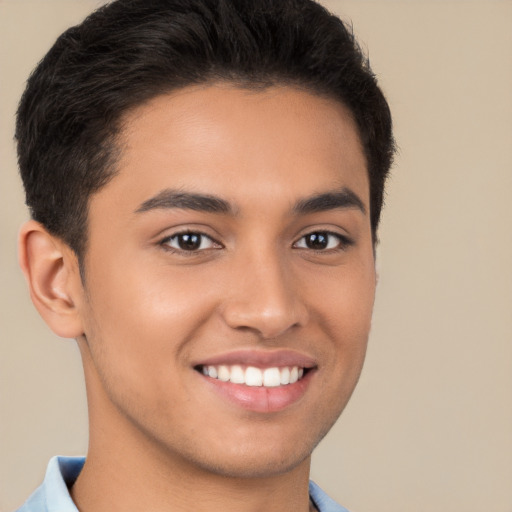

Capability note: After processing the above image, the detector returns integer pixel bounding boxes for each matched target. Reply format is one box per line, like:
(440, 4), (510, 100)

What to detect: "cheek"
(79, 252), (216, 389)
(315, 255), (376, 335)
(311, 257), (376, 388)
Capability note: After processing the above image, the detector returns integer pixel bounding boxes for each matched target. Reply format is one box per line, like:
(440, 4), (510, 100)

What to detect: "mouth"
(193, 350), (317, 413)
(195, 364), (309, 387)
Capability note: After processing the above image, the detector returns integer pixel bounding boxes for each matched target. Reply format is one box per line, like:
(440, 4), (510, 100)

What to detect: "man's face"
(76, 84), (376, 478)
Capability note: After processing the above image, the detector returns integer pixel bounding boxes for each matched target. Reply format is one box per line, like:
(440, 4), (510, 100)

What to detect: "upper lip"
(193, 349), (317, 369)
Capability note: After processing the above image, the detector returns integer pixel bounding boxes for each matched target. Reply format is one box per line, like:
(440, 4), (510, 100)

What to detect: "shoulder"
(309, 481), (352, 512)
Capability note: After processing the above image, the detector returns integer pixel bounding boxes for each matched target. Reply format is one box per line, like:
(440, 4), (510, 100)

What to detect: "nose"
(220, 249), (309, 339)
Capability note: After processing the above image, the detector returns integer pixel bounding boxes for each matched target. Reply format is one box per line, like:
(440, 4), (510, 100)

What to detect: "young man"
(15, 1), (394, 511)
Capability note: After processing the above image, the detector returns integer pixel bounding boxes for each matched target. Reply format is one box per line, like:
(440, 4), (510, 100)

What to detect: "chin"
(172, 421), (333, 480)
(191, 447), (312, 480)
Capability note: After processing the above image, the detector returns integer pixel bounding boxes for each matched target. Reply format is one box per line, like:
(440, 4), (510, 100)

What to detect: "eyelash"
(159, 230), (353, 255)
(160, 231), (222, 254)
(293, 231), (353, 252)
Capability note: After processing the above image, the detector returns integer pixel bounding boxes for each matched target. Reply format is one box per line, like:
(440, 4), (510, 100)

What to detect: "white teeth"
(280, 367), (290, 385)
(218, 365), (230, 382)
(201, 364), (306, 387)
(245, 366), (263, 386)
(229, 365), (245, 384)
(263, 367), (281, 387)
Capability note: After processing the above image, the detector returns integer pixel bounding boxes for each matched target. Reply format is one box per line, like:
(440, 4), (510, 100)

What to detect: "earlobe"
(18, 220), (85, 339)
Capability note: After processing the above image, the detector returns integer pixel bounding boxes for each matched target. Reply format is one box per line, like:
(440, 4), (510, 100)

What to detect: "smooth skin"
(19, 84), (376, 512)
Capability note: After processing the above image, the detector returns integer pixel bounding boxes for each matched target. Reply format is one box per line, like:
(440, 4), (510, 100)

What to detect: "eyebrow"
(135, 186), (366, 217)
(293, 188), (366, 216)
(135, 189), (233, 214)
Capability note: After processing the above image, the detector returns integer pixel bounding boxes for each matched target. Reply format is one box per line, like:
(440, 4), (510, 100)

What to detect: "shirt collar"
(309, 480), (351, 512)
(43, 456), (83, 512)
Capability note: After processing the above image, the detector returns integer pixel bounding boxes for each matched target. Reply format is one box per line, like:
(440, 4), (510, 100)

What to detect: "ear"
(18, 220), (85, 339)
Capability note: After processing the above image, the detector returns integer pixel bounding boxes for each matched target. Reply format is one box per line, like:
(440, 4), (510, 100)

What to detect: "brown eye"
(294, 231), (351, 251)
(162, 232), (218, 252)
(304, 232), (329, 250)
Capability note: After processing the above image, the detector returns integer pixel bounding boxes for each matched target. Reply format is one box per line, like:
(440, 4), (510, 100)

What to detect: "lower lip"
(199, 370), (314, 413)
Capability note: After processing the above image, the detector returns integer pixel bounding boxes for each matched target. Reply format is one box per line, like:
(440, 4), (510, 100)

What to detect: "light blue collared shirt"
(16, 456), (350, 512)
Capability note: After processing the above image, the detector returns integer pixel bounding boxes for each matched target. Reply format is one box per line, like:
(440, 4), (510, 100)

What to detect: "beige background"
(1, 1), (511, 511)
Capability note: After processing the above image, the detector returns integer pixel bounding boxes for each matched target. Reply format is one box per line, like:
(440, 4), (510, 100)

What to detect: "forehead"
(97, 84), (368, 214)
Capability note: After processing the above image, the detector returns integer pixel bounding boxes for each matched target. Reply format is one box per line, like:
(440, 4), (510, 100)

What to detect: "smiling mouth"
(194, 352), (317, 412)
(195, 364), (309, 388)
